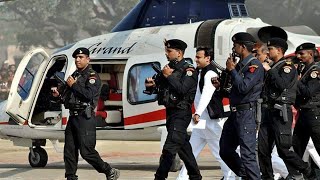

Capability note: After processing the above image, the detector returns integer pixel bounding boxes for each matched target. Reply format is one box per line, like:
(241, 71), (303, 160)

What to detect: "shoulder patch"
(283, 66), (292, 73)
(89, 79), (96, 84)
(248, 65), (258, 73)
(310, 71), (318, 78)
(186, 70), (193, 76)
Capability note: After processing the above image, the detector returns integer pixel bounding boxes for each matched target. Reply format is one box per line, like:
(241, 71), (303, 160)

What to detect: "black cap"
(72, 47), (90, 58)
(232, 32), (256, 44)
(164, 39), (187, 51)
(295, 42), (316, 53)
(267, 38), (288, 52)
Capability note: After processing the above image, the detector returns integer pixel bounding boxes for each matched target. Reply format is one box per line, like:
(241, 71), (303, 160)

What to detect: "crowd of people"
(0, 63), (16, 101)
(145, 35), (320, 180)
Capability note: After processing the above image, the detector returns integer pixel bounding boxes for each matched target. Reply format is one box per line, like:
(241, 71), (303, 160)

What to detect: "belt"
(231, 102), (255, 112)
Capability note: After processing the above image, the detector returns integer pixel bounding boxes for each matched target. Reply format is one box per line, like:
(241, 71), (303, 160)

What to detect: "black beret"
(295, 42), (316, 53)
(165, 39), (187, 51)
(267, 38), (288, 52)
(72, 47), (90, 58)
(232, 32), (256, 44)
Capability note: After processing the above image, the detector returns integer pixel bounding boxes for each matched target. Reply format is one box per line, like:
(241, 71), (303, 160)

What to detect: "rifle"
(53, 73), (69, 101)
(210, 53), (237, 96)
(143, 63), (162, 95)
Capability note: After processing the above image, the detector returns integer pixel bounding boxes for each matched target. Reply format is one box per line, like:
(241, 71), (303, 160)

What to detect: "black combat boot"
(106, 168), (120, 180)
(285, 173), (304, 180)
(66, 175), (78, 180)
(154, 174), (166, 180)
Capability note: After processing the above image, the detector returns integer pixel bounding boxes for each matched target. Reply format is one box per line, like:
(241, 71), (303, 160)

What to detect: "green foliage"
(246, 0), (320, 36)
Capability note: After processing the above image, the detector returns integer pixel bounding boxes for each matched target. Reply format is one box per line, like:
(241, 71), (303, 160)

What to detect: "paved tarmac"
(0, 139), (224, 180)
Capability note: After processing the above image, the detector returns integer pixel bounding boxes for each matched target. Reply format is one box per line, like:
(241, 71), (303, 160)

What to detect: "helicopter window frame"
(127, 62), (160, 105)
(17, 52), (46, 100)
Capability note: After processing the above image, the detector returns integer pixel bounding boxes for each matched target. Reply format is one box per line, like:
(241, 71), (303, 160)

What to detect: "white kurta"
(177, 69), (235, 180)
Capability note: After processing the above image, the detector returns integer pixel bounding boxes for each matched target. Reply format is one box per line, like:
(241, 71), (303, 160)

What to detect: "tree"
(246, 0), (320, 35)
(0, 0), (138, 51)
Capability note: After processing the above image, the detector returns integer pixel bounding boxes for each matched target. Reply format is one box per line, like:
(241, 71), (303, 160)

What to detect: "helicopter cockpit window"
(127, 62), (159, 104)
(18, 53), (46, 100)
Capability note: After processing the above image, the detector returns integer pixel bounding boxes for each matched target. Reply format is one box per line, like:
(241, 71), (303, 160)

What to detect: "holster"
(84, 105), (92, 119)
(274, 103), (288, 122)
(256, 98), (263, 124)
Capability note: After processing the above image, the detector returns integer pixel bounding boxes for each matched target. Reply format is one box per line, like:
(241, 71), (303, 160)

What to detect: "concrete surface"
(0, 139), (224, 180)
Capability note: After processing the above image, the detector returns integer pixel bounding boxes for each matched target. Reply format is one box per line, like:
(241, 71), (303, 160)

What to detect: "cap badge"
(79, 50), (82, 54)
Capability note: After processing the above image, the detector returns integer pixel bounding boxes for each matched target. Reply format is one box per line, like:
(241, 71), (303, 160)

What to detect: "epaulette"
(181, 61), (194, 69)
(185, 62), (195, 70)
(88, 68), (97, 81)
(284, 60), (293, 66)
(88, 68), (96, 75)
(187, 63), (195, 69)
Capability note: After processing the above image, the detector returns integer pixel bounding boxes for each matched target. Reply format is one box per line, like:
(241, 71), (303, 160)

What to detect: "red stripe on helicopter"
(124, 109), (166, 126)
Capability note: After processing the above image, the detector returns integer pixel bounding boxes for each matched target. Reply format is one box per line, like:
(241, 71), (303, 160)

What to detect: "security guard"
(52, 47), (120, 180)
(258, 38), (315, 180)
(293, 43), (320, 160)
(145, 39), (202, 180)
(219, 32), (264, 180)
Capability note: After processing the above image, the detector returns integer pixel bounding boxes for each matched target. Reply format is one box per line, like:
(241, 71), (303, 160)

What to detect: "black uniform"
(293, 61), (320, 158)
(258, 57), (310, 179)
(63, 66), (111, 179)
(154, 59), (201, 180)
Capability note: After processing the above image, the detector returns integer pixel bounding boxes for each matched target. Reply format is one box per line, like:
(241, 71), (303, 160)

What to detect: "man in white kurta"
(176, 47), (235, 180)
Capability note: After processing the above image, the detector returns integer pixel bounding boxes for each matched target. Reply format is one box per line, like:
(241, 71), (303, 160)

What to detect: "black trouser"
(293, 108), (320, 158)
(64, 114), (111, 179)
(258, 107), (309, 180)
(155, 109), (201, 180)
(219, 108), (260, 180)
